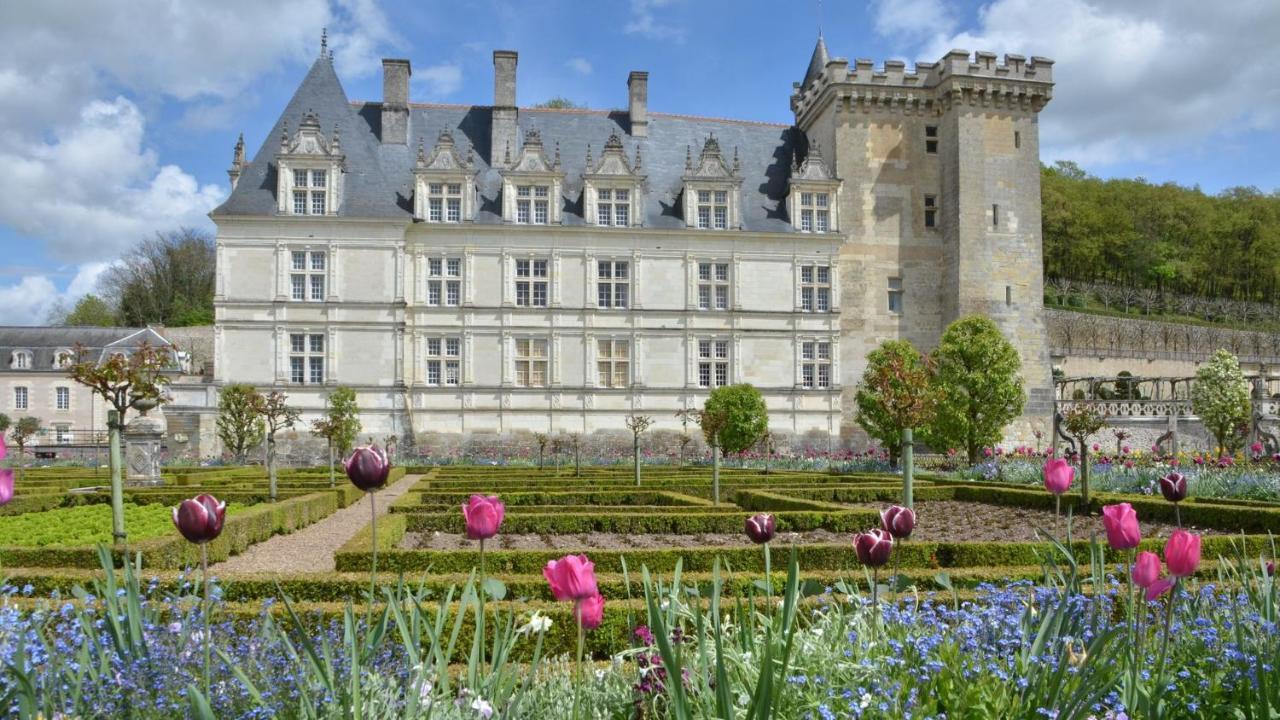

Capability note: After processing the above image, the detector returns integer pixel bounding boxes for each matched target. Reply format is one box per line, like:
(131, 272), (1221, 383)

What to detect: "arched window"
(10, 350), (32, 370)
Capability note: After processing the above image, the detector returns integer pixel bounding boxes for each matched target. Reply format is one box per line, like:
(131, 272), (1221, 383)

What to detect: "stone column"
(124, 410), (167, 487)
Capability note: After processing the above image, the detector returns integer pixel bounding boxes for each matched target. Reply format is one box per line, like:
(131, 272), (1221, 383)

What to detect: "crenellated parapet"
(791, 48), (1053, 127)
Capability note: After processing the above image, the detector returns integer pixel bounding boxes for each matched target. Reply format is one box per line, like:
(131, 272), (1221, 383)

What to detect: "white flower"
(470, 696), (494, 718)
(860, 693), (873, 709)
(595, 669), (607, 681)
(519, 611), (553, 635)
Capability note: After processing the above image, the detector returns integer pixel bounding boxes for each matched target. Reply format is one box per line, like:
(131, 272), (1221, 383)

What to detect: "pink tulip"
(172, 493), (227, 544)
(0, 469), (13, 507)
(344, 445), (391, 491)
(744, 513), (776, 544)
(1145, 577), (1176, 601)
(462, 495), (505, 540)
(575, 593), (605, 630)
(1132, 551), (1162, 588)
(854, 529), (893, 568)
(880, 505), (916, 540)
(1101, 503), (1141, 550)
(1164, 530), (1201, 577)
(543, 554), (599, 601)
(1042, 458), (1074, 495)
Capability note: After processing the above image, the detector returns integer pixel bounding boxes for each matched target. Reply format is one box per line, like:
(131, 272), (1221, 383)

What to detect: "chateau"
(211, 36), (1055, 444)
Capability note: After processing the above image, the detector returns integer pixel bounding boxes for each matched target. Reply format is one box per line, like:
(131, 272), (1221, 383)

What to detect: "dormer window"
(426, 183), (463, 223)
(596, 189), (630, 226)
(682, 135), (742, 231)
(501, 129), (564, 225)
(276, 112), (344, 217)
(583, 134), (644, 228)
(515, 185), (550, 224)
(788, 140), (841, 233)
(696, 190), (729, 230)
(10, 350), (32, 370)
(291, 169), (328, 215)
(415, 130), (477, 223)
(798, 192), (830, 232)
(53, 350), (74, 369)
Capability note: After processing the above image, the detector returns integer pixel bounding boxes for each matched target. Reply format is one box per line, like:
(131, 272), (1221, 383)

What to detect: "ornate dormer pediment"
(500, 129), (566, 225)
(587, 133), (641, 177)
(417, 129), (473, 172)
(281, 112), (340, 157)
(787, 137), (841, 233)
(682, 134), (743, 230)
(275, 111), (345, 216)
(684, 134), (740, 181)
(583, 133), (646, 228)
(508, 129), (561, 174)
(792, 142), (835, 181)
(413, 129), (478, 223)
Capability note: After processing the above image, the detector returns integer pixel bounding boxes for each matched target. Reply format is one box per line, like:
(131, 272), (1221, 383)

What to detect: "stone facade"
(212, 37), (1054, 446)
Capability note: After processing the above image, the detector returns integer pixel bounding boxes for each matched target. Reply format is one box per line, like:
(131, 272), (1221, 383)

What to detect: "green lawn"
(0, 502), (243, 548)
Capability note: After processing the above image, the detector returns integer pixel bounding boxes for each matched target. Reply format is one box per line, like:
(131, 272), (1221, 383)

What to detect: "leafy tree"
(254, 391), (300, 502)
(625, 415), (654, 487)
(535, 96), (582, 109)
(99, 228), (215, 327)
(855, 340), (938, 507)
(1191, 349), (1252, 455)
(216, 384), (264, 464)
(1060, 404), (1106, 513)
(925, 316), (1025, 464)
(701, 384), (768, 504)
(533, 432), (549, 471)
(0, 414), (10, 437)
(312, 387), (361, 487)
(49, 294), (117, 326)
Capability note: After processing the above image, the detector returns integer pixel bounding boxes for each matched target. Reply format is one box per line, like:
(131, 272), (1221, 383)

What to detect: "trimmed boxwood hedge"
(399, 508), (880, 535)
(411, 489), (710, 507)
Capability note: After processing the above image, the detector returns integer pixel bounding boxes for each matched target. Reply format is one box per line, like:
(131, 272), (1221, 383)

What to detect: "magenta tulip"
(744, 513), (776, 544)
(1043, 458), (1074, 495)
(1164, 529), (1201, 577)
(462, 495), (505, 540)
(1101, 503), (1142, 550)
(344, 445), (391, 491)
(1266, 561), (1275, 577)
(1132, 550), (1162, 588)
(543, 554), (599, 601)
(1145, 577), (1176, 601)
(172, 493), (227, 544)
(1159, 472), (1187, 503)
(854, 528), (893, 568)
(0, 469), (13, 507)
(880, 505), (916, 540)
(575, 592), (605, 630)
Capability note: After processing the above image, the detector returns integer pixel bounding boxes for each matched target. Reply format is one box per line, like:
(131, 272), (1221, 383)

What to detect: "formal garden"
(1, 318), (1278, 718)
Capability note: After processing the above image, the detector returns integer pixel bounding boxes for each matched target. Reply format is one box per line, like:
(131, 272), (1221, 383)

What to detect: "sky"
(0, 0), (1277, 325)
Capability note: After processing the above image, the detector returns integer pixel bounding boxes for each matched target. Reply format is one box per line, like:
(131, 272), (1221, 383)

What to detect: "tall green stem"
(201, 542), (211, 696)
(574, 616), (585, 719)
(764, 542), (772, 607)
(368, 491), (378, 621)
(1154, 578), (1179, 689)
(478, 539), (486, 669)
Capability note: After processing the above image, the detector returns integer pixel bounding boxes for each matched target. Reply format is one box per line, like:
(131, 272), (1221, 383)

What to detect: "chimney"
(628, 71), (649, 138)
(381, 59), (411, 144)
(491, 50), (519, 168)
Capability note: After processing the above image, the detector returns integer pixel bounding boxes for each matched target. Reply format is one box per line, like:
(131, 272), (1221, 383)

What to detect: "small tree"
(758, 431), (777, 475)
(10, 417), (40, 479)
(701, 384), (769, 505)
(0, 414), (10, 440)
(925, 316), (1025, 464)
(855, 340), (938, 508)
(674, 409), (697, 469)
(625, 415), (654, 487)
(312, 386), (361, 487)
(567, 432), (582, 477)
(533, 432), (549, 470)
(216, 384), (264, 464)
(254, 391), (300, 502)
(1191, 349), (1251, 456)
(1061, 404), (1106, 513)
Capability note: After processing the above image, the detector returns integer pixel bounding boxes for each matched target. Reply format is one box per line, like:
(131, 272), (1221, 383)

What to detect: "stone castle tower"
(791, 38), (1056, 440)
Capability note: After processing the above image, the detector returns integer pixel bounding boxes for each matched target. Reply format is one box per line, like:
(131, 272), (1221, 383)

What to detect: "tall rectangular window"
(888, 277), (904, 314)
(426, 256), (462, 307)
(292, 169), (328, 215)
(800, 265), (831, 312)
(801, 341), (832, 389)
(596, 339), (630, 388)
(425, 336), (461, 386)
(697, 262), (730, 311)
(596, 260), (630, 309)
(515, 185), (550, 225)
(290, 250), (326, 302)
(924, 195), (937, 229)
(56, 386), (70, 410)
(596, 188), (631, 227)
(1014, 130), (1021, 149)
(514, 259), (549, 307)
(696, 189), (729, 230)
(426, 182), (463, 223)
(698, 338), (729, 388)
(798, 192), (831, 232)
(992, 203), (1000, 229)
(925, 125), (938, 154)
(514, 338), (548, 387)
(289, 332), (326, 384)
(13, 386), (27, 410)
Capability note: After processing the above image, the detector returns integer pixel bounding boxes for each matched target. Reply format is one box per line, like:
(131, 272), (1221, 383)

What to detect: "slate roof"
(0, 327), (176, 373)
(214, 56), (804, 233)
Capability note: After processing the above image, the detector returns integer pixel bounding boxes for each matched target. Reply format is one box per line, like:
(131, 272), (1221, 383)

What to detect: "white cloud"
(871, 0), (956, 42)
(0, 263), (111, 326)
(328, 0), (404, 79)
(874, 0), (1280, 166)
(624, 0), (685, 42)
(566, 58), (593, 76)
(415, 63), (464, 98)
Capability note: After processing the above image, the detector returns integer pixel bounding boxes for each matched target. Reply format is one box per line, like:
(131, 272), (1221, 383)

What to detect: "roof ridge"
(349, 101), (791, 128)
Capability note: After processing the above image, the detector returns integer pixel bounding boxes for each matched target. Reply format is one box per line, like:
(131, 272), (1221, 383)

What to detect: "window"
(800, 265), (831, 312)
(925, 125), (938, 154)
(54, 424), (72, 444)
(596, 188), (631, 227)
(1014, 131), (1021, 149)
(14, 386), (28, 410)
(289, 332), (326, 384)
(10, 351), (31, 370)
(290, 250), (326, 302)
(697, 262), (730, 311)
(53, 351), (73, 369)
(291, 169), (328, 215)
(426, 183), (463, 223)
(426, 257), (462, 307)
(798, 192), (831, 232)
(597, 339), (630, 388)
(1006, 285), (1013, 306)
(514, 259), (549, 307)
(596, 261), (630, 309)
(514, 338), (548, 387)
(801, 341), (833, 389)
(924, 195), (937, 229)
(992, 204), (1000, 229)
(697, 339), (730, 388)
(424, 336), (461, 386)
(515, 185), (550, 225)
(888, 278), (904, 314)
(55, 386), (70, 410)
(696, 189), (729, 230)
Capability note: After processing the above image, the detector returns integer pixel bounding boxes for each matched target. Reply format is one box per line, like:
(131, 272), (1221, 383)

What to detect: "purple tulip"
(744, 513), (776, 544)
(344, 445), (391, 491)
(0, 469), (13, 507)
(854, 528), (893, 568)
(1159, 472), (1187, 503)
(462, 494), (505, 540)
(880, 505), (916, 540)
(172, 494), (227, 544)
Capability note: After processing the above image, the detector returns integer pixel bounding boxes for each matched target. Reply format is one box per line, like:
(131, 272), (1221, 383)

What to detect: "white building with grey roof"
(212, 35), (1054, 446)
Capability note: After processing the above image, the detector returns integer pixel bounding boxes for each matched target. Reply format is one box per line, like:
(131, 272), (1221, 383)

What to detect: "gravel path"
(212, 474), (422, 573)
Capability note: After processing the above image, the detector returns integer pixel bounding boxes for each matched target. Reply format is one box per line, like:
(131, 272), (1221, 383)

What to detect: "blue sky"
(1, 0), (1277, 324)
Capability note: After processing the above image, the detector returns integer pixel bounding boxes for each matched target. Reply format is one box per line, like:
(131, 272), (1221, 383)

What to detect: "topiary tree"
(312, 386), (361, 487)
(1060, 404), (1106, 514)
(925, 316), (1026, 464)
(854, 339), (938, 508)
(1191, 349), (1251, 456)
(701, 384), (768, 505)
(216, 384), (264, 464)
(254, 391), (300, 502)
(533, 432), (549, 471)
(625, 415), (654, 487)
(674, 408), (697, 469)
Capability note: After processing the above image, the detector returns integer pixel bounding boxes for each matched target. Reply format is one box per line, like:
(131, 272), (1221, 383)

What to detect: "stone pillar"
(124, 410), (167, 486)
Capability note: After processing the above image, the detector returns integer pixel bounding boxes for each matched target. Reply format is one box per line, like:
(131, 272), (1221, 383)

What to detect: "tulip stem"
(764, 542), (772, 608)
(1174, 503), (1181, 529)
(201, 542), (211, 697)
(1055, 494), (1062, 540)
(1153, 577), (1179, 700)
(369, 491), (378, 620)
(478, 538), (486, 671)
(574, 616), (585, 720)
(872, 566), (879, 607)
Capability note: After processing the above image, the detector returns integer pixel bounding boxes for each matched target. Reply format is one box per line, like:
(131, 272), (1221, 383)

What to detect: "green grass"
(0, 502), (245, 548)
